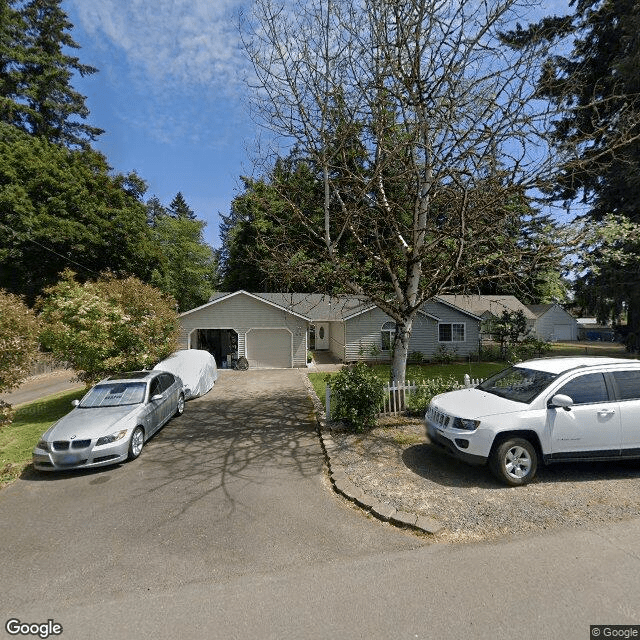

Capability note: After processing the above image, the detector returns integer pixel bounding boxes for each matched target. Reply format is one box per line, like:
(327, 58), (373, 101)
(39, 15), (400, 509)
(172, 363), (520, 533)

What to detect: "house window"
(381, 321), (395, 351)
(439, 323), (465, 342)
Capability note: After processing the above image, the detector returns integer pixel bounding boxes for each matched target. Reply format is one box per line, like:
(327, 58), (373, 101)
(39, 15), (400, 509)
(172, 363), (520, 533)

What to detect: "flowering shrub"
(0, 290), (40, 426)
(405, 375), (461, 415)
(38, 270), (179, 384)
(329, 362), (384, 432)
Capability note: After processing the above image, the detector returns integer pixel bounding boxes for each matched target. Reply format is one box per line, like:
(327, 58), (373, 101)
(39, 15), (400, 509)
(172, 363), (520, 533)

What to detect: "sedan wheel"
(490, 438), (538, 486)
(175, 393), (185, 416)
(128, 426), (145, 461)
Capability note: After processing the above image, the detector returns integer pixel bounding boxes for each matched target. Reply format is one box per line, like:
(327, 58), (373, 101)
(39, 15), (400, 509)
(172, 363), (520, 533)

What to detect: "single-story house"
(437, 295), (537, 339)
(178, 291), (482, 369)
(437, 295), (579, 342)
(526, 304), (579, 341)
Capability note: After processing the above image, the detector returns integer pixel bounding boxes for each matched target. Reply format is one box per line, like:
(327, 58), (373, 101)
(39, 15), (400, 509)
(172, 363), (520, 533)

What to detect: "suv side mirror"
(549, 394), (573, 410)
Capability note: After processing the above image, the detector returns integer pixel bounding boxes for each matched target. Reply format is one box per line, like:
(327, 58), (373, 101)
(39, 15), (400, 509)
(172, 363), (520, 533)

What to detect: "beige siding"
(179, 293), (308, 367)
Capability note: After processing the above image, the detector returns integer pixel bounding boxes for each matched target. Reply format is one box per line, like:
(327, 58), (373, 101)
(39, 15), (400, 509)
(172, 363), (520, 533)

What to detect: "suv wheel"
(490, 437), (538, 486)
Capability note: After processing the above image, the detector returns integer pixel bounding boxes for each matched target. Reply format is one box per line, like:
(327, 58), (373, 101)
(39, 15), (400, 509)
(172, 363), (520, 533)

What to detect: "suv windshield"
(477, 366), (558, 404)
(80, 382), (147, 407)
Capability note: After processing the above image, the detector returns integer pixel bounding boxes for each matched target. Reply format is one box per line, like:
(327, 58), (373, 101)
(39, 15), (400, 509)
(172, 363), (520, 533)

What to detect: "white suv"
(425, 357), (640, 486)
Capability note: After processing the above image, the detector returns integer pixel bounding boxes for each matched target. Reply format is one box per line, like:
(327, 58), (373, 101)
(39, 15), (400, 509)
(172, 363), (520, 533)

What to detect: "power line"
(0, 221), (102, 277)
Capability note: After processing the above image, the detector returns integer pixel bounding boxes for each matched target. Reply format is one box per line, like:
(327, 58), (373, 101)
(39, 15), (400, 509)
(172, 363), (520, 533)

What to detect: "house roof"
(188, 290), (482, 323)
(437, 295), (537, 320)
(526, 304), (555, 317)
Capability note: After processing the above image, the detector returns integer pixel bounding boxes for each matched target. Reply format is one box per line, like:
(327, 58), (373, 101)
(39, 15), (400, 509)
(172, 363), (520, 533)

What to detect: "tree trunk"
(391, 317), (414, 383)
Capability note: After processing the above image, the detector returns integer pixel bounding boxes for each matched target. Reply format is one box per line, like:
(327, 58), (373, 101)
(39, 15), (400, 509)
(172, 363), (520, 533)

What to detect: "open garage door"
(246, 329), (292, 368)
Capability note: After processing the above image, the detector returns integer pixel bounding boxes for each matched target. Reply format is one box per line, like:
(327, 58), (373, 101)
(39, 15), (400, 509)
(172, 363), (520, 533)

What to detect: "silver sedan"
(33, 370), (184, 471)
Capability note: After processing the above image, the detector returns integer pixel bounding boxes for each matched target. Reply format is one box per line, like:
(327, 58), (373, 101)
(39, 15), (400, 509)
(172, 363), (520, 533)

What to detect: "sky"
(62, 0), (572, 250)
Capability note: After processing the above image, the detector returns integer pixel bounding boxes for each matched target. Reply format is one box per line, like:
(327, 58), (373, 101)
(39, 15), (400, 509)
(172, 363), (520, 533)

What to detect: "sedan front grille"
(52, 441), (69, 451)
(71, 440), (91, 449)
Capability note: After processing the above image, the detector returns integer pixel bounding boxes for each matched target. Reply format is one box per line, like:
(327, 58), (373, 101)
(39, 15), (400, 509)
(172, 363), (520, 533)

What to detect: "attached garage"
(246, 329), (292, 369)
(178, 291), (309, 369)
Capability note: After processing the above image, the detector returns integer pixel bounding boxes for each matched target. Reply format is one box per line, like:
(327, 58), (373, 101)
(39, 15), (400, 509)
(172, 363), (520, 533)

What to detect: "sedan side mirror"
(151, 393), (164, 402)
(71, 399), (80, 407)
(549, 394), (574, 410)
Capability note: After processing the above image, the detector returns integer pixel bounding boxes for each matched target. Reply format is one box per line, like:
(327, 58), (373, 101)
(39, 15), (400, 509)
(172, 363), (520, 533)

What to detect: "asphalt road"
(1, 369), (639, 639)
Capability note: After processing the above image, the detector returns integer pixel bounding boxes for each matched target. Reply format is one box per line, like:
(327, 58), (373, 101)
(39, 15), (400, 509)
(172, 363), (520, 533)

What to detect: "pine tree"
(0, 0), (103, 147)
(169, 192), (196, 220)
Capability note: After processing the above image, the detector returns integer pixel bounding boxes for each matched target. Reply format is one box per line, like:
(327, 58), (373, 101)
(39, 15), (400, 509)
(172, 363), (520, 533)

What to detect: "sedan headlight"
(452, 417), (480, 431)
(96, 430), (128, 446)
(36, 440), (50, 451)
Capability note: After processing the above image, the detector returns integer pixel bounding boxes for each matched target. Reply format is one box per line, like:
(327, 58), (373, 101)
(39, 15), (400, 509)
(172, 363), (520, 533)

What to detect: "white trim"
(245, 327), (294, 368)
(179, 290), (311, 322)
(438, 322), (467, 343)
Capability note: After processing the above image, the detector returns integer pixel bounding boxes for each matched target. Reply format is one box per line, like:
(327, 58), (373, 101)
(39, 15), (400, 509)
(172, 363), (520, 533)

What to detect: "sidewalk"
(0, 370), (84, 407)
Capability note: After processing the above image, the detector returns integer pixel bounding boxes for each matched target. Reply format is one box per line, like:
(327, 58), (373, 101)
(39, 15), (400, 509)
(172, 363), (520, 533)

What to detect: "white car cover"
(153, 349), (217, 399)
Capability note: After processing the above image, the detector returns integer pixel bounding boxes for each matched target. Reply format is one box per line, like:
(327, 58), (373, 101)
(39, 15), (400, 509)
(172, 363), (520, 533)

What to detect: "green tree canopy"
(149, 193), (219, 311)
(0, 123), (164, 303)
(0, 0), (102, 147)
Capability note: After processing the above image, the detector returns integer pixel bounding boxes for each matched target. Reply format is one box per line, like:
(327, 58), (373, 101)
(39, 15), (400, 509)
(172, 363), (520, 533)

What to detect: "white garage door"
(246, 329), (292, 368)
(554, 325), (573, 341)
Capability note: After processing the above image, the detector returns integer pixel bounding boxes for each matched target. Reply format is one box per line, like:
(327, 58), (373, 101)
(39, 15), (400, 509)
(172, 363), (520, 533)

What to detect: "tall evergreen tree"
(0, 0), (102, 147)
(148, 194), (219, 311)
(169, 192), (196, 220)
(503, 0), (640, 333)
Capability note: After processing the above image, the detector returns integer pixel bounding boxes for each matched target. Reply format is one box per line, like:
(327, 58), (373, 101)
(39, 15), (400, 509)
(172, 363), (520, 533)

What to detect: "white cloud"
(68, 0), (247, 93)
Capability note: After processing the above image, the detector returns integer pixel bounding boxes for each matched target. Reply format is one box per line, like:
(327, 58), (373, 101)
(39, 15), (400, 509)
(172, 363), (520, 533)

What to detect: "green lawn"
(308, 361), (506, 403)
(307, 342), (635, 402)
(0, 387), (86, 486)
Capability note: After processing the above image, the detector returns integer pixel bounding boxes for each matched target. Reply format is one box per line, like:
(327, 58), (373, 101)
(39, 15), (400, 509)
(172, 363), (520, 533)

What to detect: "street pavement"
(0, 370), (83, 407)
(1, 369), (639, 639)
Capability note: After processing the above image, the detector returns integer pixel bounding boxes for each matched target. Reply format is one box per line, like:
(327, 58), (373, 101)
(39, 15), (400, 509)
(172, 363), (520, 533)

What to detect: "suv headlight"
(96, 430), (128, 446)
(452, 418), (480, 431)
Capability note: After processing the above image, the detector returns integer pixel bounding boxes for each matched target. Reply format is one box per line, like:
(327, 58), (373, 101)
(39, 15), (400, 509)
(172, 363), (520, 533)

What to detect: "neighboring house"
(526, 304), (579, 341)
(437, 295), (537, 339)
(178, 290), (481, 369)
(437, 295), (580, 342)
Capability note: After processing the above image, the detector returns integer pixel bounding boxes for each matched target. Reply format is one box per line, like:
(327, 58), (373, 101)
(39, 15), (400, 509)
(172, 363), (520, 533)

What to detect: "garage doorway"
(193, 329), (238, 367)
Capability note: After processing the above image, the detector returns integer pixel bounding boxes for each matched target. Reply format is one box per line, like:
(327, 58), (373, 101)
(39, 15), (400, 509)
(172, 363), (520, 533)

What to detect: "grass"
(307, 341), (635, 402)
(0, 387), (86, 487)
(308, 360), (506, 403)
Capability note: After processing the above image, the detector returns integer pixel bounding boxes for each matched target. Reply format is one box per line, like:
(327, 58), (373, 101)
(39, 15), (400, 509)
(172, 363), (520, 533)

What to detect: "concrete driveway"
(3, 369), (640, 639)
(0, 369), (420, 636)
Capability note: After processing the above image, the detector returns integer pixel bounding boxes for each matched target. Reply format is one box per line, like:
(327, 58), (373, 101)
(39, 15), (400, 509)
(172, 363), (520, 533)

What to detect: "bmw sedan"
(33, 370), (184, 471)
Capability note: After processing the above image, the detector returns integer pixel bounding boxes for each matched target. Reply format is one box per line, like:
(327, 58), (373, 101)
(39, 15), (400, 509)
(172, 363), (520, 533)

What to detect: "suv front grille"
(427, 407), (451, 428)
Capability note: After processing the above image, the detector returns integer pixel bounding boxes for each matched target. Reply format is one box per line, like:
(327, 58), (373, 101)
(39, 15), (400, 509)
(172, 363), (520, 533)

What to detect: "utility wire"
(0, 221), (102, 277)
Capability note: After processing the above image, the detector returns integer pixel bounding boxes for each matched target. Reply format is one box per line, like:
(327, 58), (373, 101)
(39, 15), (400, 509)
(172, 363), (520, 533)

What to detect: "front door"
(315, 323), (329, 350)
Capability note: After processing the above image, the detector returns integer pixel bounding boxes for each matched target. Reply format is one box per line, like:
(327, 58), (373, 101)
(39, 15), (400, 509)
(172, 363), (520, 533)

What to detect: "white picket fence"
(325, 374), (484, 419)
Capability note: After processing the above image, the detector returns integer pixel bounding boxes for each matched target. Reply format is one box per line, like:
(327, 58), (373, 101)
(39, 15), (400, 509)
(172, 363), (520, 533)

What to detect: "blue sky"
(62, 0), (571, 250)
(63, 0), (253, 249)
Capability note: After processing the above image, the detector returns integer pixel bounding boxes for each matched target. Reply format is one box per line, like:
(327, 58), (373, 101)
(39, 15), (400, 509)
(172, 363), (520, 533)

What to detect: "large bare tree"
(239, 0), (575, 381)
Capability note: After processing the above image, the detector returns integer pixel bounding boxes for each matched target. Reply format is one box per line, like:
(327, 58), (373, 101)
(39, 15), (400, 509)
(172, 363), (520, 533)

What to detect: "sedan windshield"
(477, 367), (558, 404)
(80, 382), (147, 407)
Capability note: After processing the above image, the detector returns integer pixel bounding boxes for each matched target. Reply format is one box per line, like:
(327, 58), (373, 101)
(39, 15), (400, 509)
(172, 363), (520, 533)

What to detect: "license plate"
(60, 454), (81, 464)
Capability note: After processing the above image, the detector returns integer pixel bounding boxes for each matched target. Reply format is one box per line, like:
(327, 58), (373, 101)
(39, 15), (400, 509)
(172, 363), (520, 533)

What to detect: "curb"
(300, 370), (442, 536)
(317, 424), (443, 536)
